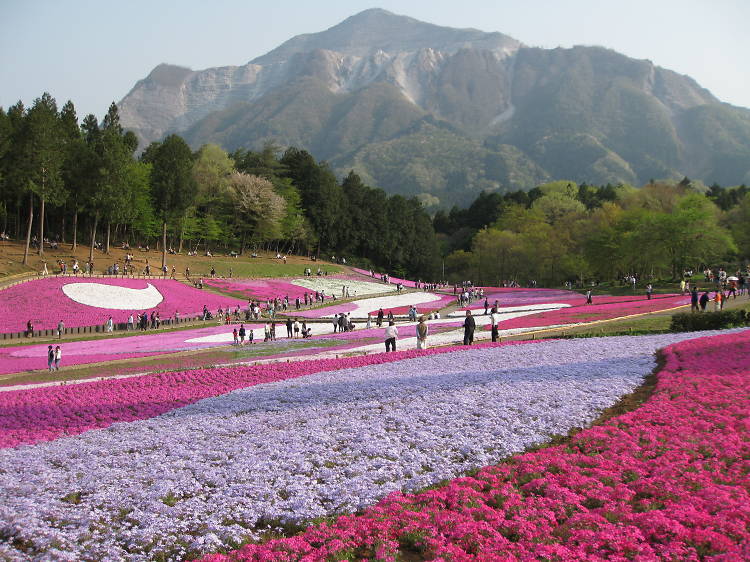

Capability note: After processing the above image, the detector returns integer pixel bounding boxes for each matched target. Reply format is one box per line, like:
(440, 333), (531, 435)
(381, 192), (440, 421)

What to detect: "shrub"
(670, 309), (749, 332)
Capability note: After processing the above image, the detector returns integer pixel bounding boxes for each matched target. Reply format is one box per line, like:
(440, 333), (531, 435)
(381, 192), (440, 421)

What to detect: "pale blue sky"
(1, 0), (748, 119)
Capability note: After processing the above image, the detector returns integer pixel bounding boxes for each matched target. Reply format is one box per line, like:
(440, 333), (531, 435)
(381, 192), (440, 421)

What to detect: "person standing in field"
(463, 310), (475, 345)
(238, 324), (246, 345)
(699, 291), (710, 312)
(490, 306), (500, 342)
(384, 320), (398, 352)
(47, 345), (54, 371)
(54, 346), (62, 370)
(416, 316), (428, 350)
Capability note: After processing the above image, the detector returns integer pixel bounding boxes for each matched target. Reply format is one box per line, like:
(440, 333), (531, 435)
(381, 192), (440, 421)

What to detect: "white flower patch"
(62, 282), (164, 310)
(0, 332), (721, 561)
(291, 278), (396, 297)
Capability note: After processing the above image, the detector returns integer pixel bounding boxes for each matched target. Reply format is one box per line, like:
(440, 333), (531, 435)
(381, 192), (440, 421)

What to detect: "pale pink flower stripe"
(199, 329), (750, 561)
(0, 277), (246, 332)
(0, 340), (538, 449)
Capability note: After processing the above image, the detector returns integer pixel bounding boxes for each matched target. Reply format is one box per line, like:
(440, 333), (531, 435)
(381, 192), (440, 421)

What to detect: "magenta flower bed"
(0, 277), (246, 332)
(204, 278), (320, 301)
(350, 267), (422, 288)
(205, 274), (379, 301)
(0, 340), (537, 449)
(493, 295), (689, 330)
(198, 329), (750, 561)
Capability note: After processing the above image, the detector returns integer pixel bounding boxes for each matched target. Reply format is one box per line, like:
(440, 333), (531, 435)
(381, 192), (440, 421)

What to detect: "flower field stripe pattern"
(0, 332), (723, 561)
(0, 340), (542, 449)
(0, 277), (246, 332)
(204, 274), (395, 302)
(494, 294), (689, 330)
(197, 328), (750, 562)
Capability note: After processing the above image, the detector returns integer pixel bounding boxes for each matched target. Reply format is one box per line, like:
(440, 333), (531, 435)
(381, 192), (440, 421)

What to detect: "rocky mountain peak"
(251, 8), (521, 65)
(144, 64), (193, 88)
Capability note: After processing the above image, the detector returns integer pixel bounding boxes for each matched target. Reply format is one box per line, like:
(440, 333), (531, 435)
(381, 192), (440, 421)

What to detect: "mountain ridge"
(118, 9), (750, 207)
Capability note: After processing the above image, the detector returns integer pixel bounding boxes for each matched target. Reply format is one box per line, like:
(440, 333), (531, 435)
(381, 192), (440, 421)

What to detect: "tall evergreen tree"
(142, 134), (196, 268)
(27, 93), (65, 257)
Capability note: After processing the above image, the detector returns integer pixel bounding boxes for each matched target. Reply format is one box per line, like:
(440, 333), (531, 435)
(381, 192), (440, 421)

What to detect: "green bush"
(670, 309), (750, 332)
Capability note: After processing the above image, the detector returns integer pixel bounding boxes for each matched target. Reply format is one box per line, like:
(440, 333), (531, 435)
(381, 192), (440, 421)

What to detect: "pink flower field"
(0, 277), (246, 332)
(204, 278), (320, 301)
(200, 328), (750, 561)
(493, 294), (689, 331)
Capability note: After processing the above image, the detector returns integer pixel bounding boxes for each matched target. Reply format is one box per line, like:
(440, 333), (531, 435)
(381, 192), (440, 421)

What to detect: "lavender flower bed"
(0, 332), (724, 561)
(0, 278), (245, 332)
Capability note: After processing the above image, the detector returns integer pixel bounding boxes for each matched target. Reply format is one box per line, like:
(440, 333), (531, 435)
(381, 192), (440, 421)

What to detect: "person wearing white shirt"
(490, 307), (501, 342)
(384, 321), (398, 352)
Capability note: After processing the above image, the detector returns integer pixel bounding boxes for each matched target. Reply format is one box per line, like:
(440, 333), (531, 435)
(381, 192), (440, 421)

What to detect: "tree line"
(0, 94), (442, 280)
(435, 179), (750, 285)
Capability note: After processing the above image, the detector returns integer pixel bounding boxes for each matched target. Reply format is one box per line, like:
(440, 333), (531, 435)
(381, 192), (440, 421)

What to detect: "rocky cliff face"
(118, 9), (521, 148)
(118, 8), (750, 207)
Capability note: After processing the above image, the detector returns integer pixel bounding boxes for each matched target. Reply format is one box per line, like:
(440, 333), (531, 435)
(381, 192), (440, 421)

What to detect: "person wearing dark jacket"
(463, 310), (476, 345)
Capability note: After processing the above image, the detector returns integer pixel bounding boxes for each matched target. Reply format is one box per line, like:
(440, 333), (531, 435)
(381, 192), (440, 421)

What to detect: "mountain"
(118, 8), (750, 208)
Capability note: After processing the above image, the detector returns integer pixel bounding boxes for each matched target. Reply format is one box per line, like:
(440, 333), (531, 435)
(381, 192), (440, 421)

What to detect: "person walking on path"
(714, 291), (723, 312)
(127, 314), (134, 331)
(54, 346), (62, 370)
(585, 290), (593, 305)
(293, 319), (300, 338)
(47, 345), (55, 371)
(463, 310), (476, 346)
(646, 283), (653, 300)
(105, 316), (114, 332)
(490, 306), (500, 342)
(416, 316), (428, 350)
(286, 318), (293, 338)
(377, 308), (384, 328)
(238, 324), (246, 345)
(690, 287), (699, 313)
(233, 327), (239, 346)
(57, 320), (64, 339)
(384, 320), (398, 352)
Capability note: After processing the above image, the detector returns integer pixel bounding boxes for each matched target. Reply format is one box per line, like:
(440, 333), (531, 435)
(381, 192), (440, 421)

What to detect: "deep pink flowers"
(0, 277), (246, 332)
